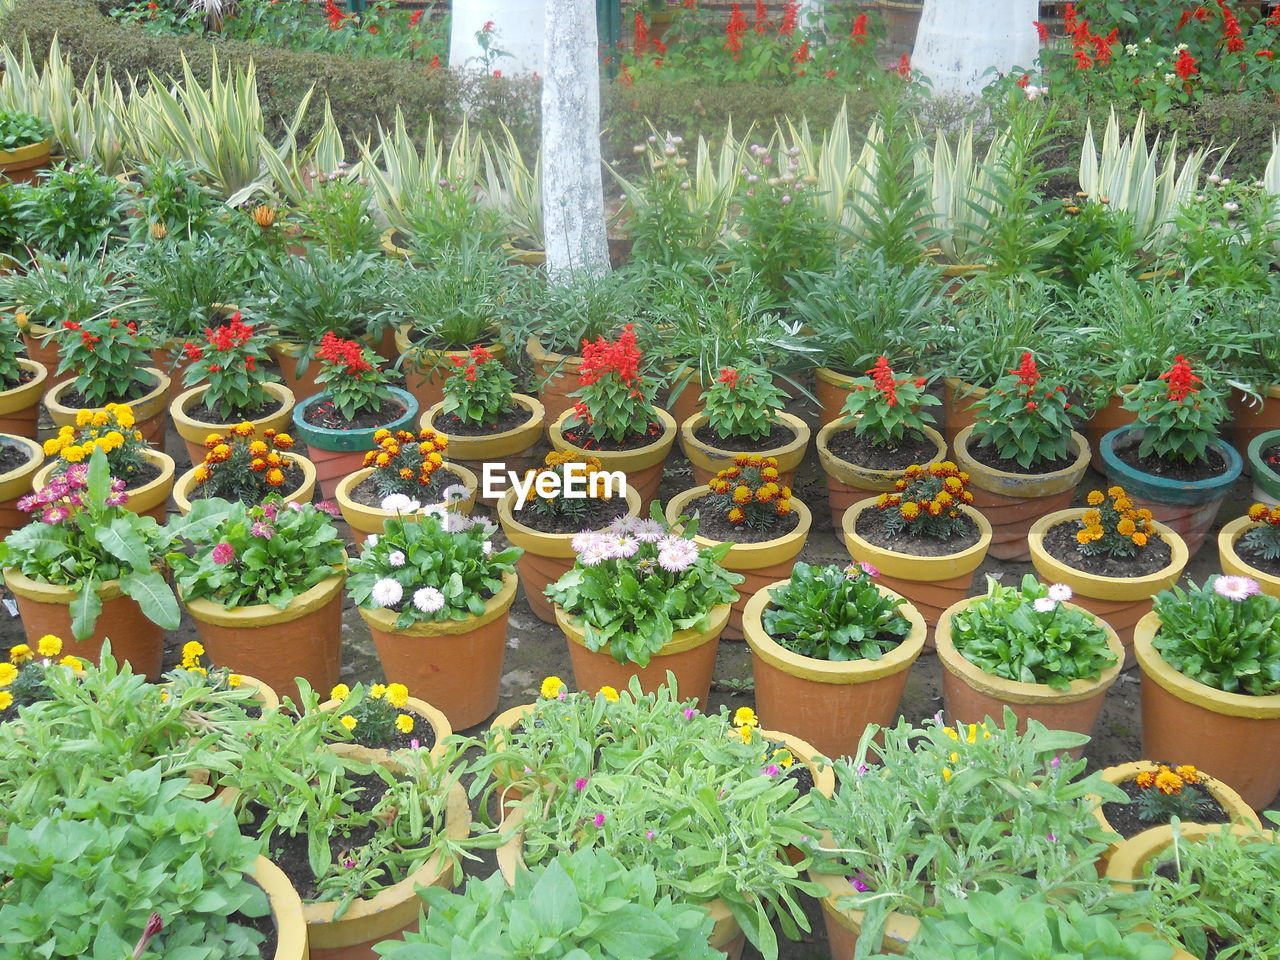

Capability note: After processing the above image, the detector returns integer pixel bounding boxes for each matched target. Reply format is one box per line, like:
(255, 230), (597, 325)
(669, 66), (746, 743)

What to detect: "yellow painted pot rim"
(247, 855), (309, 960)
(394, 326), (505, 359)
(678, 410), (811, 471)
(742, 580), (926, 685)
(1105, 821), (1275, 889)
(173, 451), (316, 515)
(318, 694), (453, 763)
(814, 366), (858, 387)
(816, 420), (948, 484)
(549, 406), (677, 470)
(496, 484), (641, 558)
(170, 381), (296, 442)
(935, 595), (1124, 705)
(842, 498), (992, 580)
(45, 367), (170, 419)
(357, 570), (518, 637)
(953, 424), (1091, 494)
(1088, 760), (1261, 839)
(0, 433), (44, 485)
(665, 486), (811, 570)
(3, 566), (128, 603)
(335, 463), (479, 533)
(1027, 509), (1189, 599)
(1134, 611), (1280, 719)
(421, 393), (545, 458)
(1218, 516), (1280, 593)
(0, 139), (51, 163)
(525, 336), (582, 368)
(32, 447), (174, 510)
(181, 565), (346, 627)
(0, 358), (49, 415)
(555, 601), (731, 658)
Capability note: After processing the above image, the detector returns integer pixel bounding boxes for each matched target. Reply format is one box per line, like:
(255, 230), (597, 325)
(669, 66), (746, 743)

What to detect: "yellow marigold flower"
(900, 502), (921, 520)
(210, 443), (231, 462)
(944, 727), (959, 740)
(776, 498), (793, 515)
(1136, 770), (1157, 788)
(942, 767), (952, 781)
(9, 644), (33, 665)
(737, 723), (754, 744)
(904, 464), (923, 477)
(0, 663), (16, 686)
(61, 445), (85, 463)
(0, 690), (12, 711)
(75, 409), (93, 427)
(231, 421), (255, 437)
(761, 466), (780, 481)
(194, 465), (212, 483)
(426, 452), (443, 468)
(1082, 510), (1101, 527)
(59, 655), (83, 670)
(340, 715), (357, 731)
(1155, 770), (1183, 795)
(182, 641), (204, 661)
(115, 407), (135, 428)
(395, 713), (414, 734)
(265, 468), (285, 487)
(1136, 508), (1154, 522)
(385, 683), (409, 708)
(877, 493), (893, 508)
(1131, 532), (1148, 547)
(1114, 497), (1132, 511)
(938, 460), (958, 472)
(599, 685), (620, 702)
(1117, 518), (1136, 536)
(249, 440), (269, 457)
(943, 476), (962, 493)
(733, 706), (759, 728)
(204, 433), (224, 449)
(187, 666), (208, 677)
(330, 683), (351, 701)
(375, 452), (393, 468)
(935, 490), (953, 507)
(227, 674), (242, 687)
(727, 507), (746, 524)
(1107, 486), (1125, 499)
(374, 428), (392, 441)
(1076, 529), (1093, 546)
(1087, 490), (1105, 506)
(399, 467), (415, 480)
(369, 683), (387, 699)
(42, 437), (62, 456)
(1175, 765), (1201, 785)
(541, 676), (565, 698)
(91, 410), (109, 427)
(37, 635), (62, 657)
(273, 433), (294, 450)
(733, 485), (752, 505)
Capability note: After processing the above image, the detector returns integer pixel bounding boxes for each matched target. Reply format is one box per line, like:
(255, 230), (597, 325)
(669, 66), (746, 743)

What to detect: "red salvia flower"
(868, 356), (899, 408)
(577, 325), (643, 390)
(1175, 48), (1199, 78)
(1258, 49), (1276, 59)
(779, 0), (799, 36)
(725, 2), (748, 53)
(324, 0), (344, 29)
(427, 54), (441, 70)
(1074, 48), (1094, 69)
(896, 53), (911, 77)
(851, 13), (868, 44)
(409, 9), (422, 26)
(317, 332), (373, 375)
(792, 40), (810, 63)
(634, 12), (649, 52)
(753, 0), (768, 33)
(1159, 355), (1202, 402)
(1012, 352), (1041, 389)
(717, 367), (741, 388)
(1033, 20), (1048, 43)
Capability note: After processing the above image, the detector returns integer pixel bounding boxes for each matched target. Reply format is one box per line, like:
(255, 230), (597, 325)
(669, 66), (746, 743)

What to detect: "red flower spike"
(1158, 355), (1202, 403)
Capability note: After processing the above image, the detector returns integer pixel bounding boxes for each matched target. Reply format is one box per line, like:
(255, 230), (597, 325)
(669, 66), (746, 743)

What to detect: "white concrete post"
(912, 0), (1041, 95)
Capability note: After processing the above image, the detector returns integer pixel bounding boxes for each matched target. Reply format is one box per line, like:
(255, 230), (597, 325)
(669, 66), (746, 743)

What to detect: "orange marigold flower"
(273, 433), (294, 450)
(362, 451), (378, 467)
(1131, 532), (1149, 547)
(733, 486), (752, 505)
(250, 458), (267, 472)
(265, 468), (285, 487)
(734, 453), (752, 466)
(943, 477), (962, 493)
(376, 453), (392, 468)
(926, 500), (943, 516)
(194, 465), (211, 483)
(1249, 503), (1270, 521)
(1082, 509), (1101, 527)
(204, 433), (224, 449)
(1175, 764), (1201, 785)
(961, 491), (975, 504)
(231, 421), (255, 437)
(1107, 486), (1125, 499)
(399, 467), (415, 480)
(904, 464), (923, 478)
(1076, 529), (1093, 545)
(1114, 497), (1132, 511)
(1154, 770), (1183, 795)
(728, 506), (746, 524)
(935, 490), (953, 507)
(210, 443), (231, 462)
(877, 493), (893, 507)
(249, 440), (268, 456)
(761, 466), (780, 481)
(374, 428), (391, 441)
(1087, 490), (1105, 506)
(894, 478), (909, 491)
(426, 452), (444, 468)
(1136, 508), (1154, 522)
(900, 502), (921, 520)
(1117, 518), (1136, 536)
(776, 498), (792, 515)
(1135, 770), (1157, 788)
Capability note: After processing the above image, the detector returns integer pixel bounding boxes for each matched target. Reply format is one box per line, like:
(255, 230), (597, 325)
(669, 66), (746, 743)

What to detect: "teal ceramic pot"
(1247, 429), (1280, 505)
(291, 386), (419, 500)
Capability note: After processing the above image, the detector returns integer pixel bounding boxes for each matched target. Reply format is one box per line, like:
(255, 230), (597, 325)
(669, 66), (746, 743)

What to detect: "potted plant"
(816, 356), (945, 543)
(495, 451), (642, 623)
(0, 449), (180, 677)
(1220, 502), (1280, 597)
(174, 424), (315, 512)
(666, 455), (811, 639)
(545, 510), (742, 704)
(43, 313), (171, 446)
(166, 496), (349, 700)
(1134, 577), (1280, 809)
(0, 432), (43, 545)
(0, 313), (48, 438)
(1100, 355), (1241, 556)
(935, 574), (1123, 747)
(807, 712), (1123, 958)
(1246, 428), (1280, 504)
(291, 332), (420, 499)
(321, 680), (452, 764)
(1028, 486), (1190, 664)
(0, 108), (53, 183)
(348, 507), (522, 729)
(953, 352), (1091, 561)
(471, 681), (829, 960)
(742, 561), (927, 760)
(335, 425), (478, 546)
(548, 324), (677, 512)
(841, 461), (991, 630)
(0, 633), (87, 716)
(378, 848), (725, 960)
(36, 403), (175, 522)
(422, 344), (545, 507)
(678, 362), (810, 487)
(170, 312), (296, 467)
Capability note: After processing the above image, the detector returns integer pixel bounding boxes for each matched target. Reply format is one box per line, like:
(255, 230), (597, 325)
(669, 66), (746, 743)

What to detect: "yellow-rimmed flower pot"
(665, 486), (811, 640)
(0, 358), (49, 438)
(1218, 515), (1280, 598)
(953, 425), (1092, 562)
(356, 570), (518, 730)
(396, 326), (507, 413)
(1028, 509), (1189, 667)
(555, 602), (731, 708)
(421, 394), (544, 507)
(549, 406), (677, 513)
(0, 138), (52, 184)
(526, 336), (584, 434)
(44, 367), (171, 448)
(247, 855), (311, 960)
(318, 695), (453, 765)
(0, 434), (43, 542)
(1135, 611), (1280, 810)
(841, 499), (992, 633)
(496, 484), (641, 623)
(817, 419), (947, 545)
(334, 464), (478, 548)
(742, 580), (926, 760)
(32, 447), (175, 523)
(17, 320), (70, 389)
(181, 565), (347, 703)
(941, 377), (987, 447)
(815, 367), (858, 425)
(935, 596), (1124, 753)
(170, 381), (297, 468)
(677, 411), (811, 489)
(173, 451), (317, 514)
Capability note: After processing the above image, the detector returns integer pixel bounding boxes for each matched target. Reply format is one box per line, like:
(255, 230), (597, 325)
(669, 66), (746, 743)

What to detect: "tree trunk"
(912, 0), (1041, 95)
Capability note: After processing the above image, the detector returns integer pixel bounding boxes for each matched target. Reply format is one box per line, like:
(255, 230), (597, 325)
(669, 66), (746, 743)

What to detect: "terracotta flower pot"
(3, 568), (165, 679)
(815, 367), (858, 425)
(548, 407), (677, 514)
(0, 358), (49, 438)
(172, 451), (317, 515)
(44, 368), (171, 448)
(1230, 385), (1280, 472)
(935, 595), (1124, 754)
(1099, 426), (1242, 559)
(742, 580), (927, 760)
(678, 411), (811, 488)
(495, 484), (642, 623)
(1027, 509), (1189, 667)
(318, 694), (453, 765)
(1134, 611), (1280, 810)
(182, 566), (347, 703)
(811, 862), (921, 958)
(817, 421), (948, 546)
(0, 139), (52, 184)
(335, 464), (478, 548)
(0, 435), (43, 542)
(19, 321), (69, 390)
(421, 394), (544, 508)
(248, 855), (311, 960)
(170, 381), (297, 468)
(555, 602), (731, 707)
(941, 377), (987, 447)
(665, 486), (811, 640)
(664, 368), (708, 429)
(1218, 515), (1280, 599)
(32, 448), (175, 523)
(1246, 428), (1280, 505)
(292, 387), (420, 501)
(1083, 385), (1138, 466)
(840, 499), (993, 635)
(526, 336), (583, 434)
(396, 327), (507, 413)
(356, 570), (517, 731)
(953, 425), (1091, 562)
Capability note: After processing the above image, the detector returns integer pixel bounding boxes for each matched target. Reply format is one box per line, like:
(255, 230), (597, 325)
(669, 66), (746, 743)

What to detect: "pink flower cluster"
(570, 516), (700, 572)
(17, 464), (129, 524)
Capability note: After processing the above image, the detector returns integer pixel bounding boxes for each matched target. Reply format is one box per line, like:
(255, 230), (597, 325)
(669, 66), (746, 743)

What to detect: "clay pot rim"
(1134, 611), (1280, 719)
(953, 424), (1091, 492)
(1104, 821), (1275, 889)
(395, 326), (506, 360)
(525, 335), (583, 369)
(247, 855), (309, 960)
(548, 406), (678, 470)
(1100, 425), (1243, 496)
(496, 484), (642, 557)
(0, 357), (49, 410)
(554, 601), (731, 660)
(334, 463), (479, 532)
(935, 594), (1125, 705)
(291, 386), (420, 449)
(814, 366), (859, 387)
(0, 433), (44, 485)
(808, 832), (920, 954)
(45, 366), (170, 419)
(357, 569), (518, 638)
(172, 451), (316, 515)
(33, 447), (174, 510)
(741, 580), (927, 684)
(1246, 428), (1280, 494)
(1218, 516), (1280, 593)
(1027, 508), (1189, 599)
(180, 564), (347, 627)
(0, 138), (52, 163)
(665, 486), (812, 570)
(421, 392), (544, 447)
(317, 694), (454, 763)
(816, 419), (949, 485)
(841, 498), (993, 577)
(170, 380), (296, 439)
(1087, 760), (1262, 839)
(943, 376), (989, 400)
(678, 410), (812, 471)
(3, 566), (130, 603)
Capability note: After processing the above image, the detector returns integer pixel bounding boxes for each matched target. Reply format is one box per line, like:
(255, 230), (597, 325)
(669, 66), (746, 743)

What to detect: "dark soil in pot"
(227, 899), (278, 959)
(684, 492), (801, 544)
(1113, 436), (1230, 483)
(1234, 539), (1280, 578)
(966, 440), (1076, 475)
(826, 427), (937, 470)
(0, 443), (32, 474)
(1042, 520), (1173, 578)
(187, 396), (284, 424)
(563, 419), (666, 452)
(853, 510), (981, 556)
(0, 367), (37, 391)
(303, 398), (408, 432)
(513, 496), (623, 535)
(433, 404), (532, 436)
(1101, 777), (1232, 839)
(692, 420), (796, 450)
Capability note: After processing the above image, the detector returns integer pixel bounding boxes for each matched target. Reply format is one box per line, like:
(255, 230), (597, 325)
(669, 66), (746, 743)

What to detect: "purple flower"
(67, 493), (84, 507)
(250, 521), (274, 539)
(593, 812), (606, 828)
(105, 493), (128, 507)
(1214, 575), (1261, 602)
(410, 739), (420, 750)
(683, 707), (696, 719)
(858, 561), (880, 578)
(45, 478), (70, 500)
(605, 536), (640, 560)
(632, 519), (666, 543)
(1047, 833), (1057, 843)
(856, 764), (868, 776)
(261, 502), (278, 520)
(343, 858), (356, 869)
(1050, 756), (1061, 770)
(211, 542), (236, 565)
(849, 871), (872, 893)
(109, 478), (127, 493)
(16, 494), (37, 513)
(574, 777), (588, 791)
(42, 505), (69, 525)
(762, 764), (781, 777)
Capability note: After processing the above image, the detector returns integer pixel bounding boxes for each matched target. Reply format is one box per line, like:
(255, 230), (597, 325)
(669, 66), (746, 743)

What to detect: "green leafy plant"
(180, 312), (281, 417)
(506, 265), (643, 356)
(52, 312), (156, 407)
(700, 362), (788, 442)
(870, 461), (975, 542)
(949, 574), (1117, 690)
(1121, 354), (1228, 464)
(440, 343), (517, 428)
(1170, 176), (1280, 296)
(761, 561), (910, 661)
(347, 509), (521, 629)
(968, 352), (1075, 470)
(166, 496), (346, 610)
(0, 314), (30, 389)
(614, 131), (716, 270)
(1240, 502), (1280, 560)
(545, 508), (743, 666)
(1150, 576), (1280, 696)
(0, 633), (81, 713)
(326, 680), (418, 748)
(312, 332), (396, 420)
(378, 847), (723, 960)
(0, 107), (50, 150)
(13, 161), (127, 257)
(129, 158), (222, 239)
(0, 448), (180, 640)
(289, 168), (384, 259)
(837, 356), (939, 447)
(567, 324), (660, 445)
(1, 251), (125, 329)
